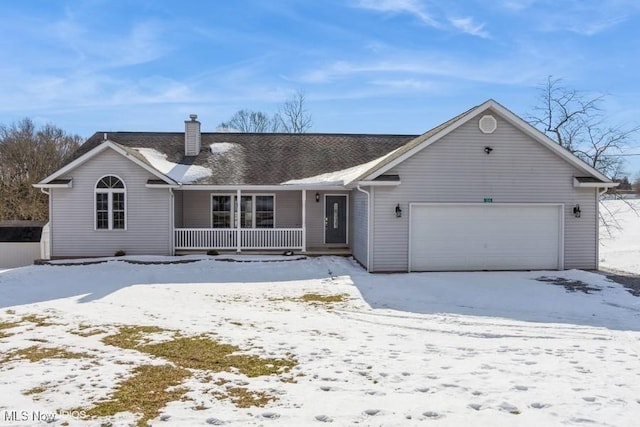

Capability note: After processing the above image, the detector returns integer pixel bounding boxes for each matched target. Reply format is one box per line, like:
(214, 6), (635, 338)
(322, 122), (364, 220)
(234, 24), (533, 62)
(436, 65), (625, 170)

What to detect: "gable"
(354, 100), (614, 186)
(57, 148), (163, 186)
(36, 141), (175, 187)
(385, 109), (586, 197)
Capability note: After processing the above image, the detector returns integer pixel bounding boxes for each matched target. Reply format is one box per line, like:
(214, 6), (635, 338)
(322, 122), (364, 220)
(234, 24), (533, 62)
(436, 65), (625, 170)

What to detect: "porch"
(171, 189), (350, 253)
(174, 227), (304, 250)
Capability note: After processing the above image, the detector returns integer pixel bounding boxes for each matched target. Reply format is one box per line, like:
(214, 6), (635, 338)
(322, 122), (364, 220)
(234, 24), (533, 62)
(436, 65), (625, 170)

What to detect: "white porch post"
(236, 189), (241, 253)
(301, 190), (307, 253)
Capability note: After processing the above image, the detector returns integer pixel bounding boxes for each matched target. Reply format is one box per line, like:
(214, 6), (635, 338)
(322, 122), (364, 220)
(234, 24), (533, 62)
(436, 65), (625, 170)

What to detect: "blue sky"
(1, 0), (639, 176)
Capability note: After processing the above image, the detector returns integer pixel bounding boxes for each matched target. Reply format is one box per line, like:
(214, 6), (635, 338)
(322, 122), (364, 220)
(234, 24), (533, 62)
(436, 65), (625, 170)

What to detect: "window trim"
(210, 193), (276, 228)
(94, 175), (127, 231)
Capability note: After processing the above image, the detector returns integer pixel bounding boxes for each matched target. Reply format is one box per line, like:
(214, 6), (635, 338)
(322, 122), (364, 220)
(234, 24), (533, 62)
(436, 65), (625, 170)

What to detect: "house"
(34, 100), (617, 272)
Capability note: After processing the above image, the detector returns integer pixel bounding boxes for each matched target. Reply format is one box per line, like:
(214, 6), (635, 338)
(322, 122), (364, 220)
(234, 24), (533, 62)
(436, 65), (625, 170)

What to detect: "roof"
(0, 221), (45, 242)
(37, 99), (615, 188)
(68, 133), (416, 185)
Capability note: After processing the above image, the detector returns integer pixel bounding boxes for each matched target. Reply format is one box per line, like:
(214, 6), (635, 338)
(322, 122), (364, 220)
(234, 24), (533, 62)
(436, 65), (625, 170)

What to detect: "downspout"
(595, 187), (609, 270)
(169, 188), (174, 256)
(40, 188), (51, 260)
(356, 185), (371, 272)
(236, 189), (241, 253)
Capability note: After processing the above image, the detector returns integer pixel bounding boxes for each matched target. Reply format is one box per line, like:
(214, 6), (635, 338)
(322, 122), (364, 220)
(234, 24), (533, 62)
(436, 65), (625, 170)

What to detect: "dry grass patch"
(70, 324), (107, 337)
(23, 383), (53, 399)
(213, 386), (277, 408)
(0, 319), (21, 338)
(99, 326), (297, 413)
(298, 293), (348, 306)
(102, 325), (169, 350)
(103, 327), (296, 378)
(2, 346), (92, 364)
(21, 314), (57, 327)
(141, 335), (296, 377)
(79, 364), (189, 427)
(270, 293), (348, 308)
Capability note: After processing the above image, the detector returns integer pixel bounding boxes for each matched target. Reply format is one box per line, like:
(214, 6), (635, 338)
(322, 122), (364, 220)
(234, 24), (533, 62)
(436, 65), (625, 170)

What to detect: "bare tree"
(528, 76), (639, 178)
(276, 90), (313, 133)
(0, 118), (82, 221)
(218, 90), (313, 133)
(528, 77), (640, 234)
(217, 109), (280, 133)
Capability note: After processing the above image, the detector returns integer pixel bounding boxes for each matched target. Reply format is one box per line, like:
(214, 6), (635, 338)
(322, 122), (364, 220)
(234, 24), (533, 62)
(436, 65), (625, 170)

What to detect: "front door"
(325, 195), (347, 244)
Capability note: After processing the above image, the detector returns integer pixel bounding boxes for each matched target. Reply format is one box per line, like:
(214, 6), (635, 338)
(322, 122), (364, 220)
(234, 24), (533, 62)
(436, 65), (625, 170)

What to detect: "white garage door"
(409, 204), (563, 271)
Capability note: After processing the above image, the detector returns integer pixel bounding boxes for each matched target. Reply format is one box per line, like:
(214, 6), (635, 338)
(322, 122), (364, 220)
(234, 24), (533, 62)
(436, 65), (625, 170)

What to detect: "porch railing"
(174, 228), (303, 250)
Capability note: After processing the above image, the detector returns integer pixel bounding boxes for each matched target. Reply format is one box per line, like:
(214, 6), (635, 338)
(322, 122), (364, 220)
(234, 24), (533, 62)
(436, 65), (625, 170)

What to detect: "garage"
(409, 204), (563, 271)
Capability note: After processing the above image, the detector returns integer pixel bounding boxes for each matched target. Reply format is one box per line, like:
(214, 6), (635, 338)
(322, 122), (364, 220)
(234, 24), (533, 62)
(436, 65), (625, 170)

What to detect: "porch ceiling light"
(315, 192), (320, 203)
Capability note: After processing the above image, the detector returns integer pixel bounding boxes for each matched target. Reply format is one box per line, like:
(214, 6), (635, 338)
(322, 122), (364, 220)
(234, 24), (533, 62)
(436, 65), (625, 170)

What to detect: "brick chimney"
(185, 114), (201, 156)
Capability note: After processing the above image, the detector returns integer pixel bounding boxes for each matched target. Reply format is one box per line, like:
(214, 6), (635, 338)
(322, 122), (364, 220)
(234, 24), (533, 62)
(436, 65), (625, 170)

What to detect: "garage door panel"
(410, 204), (562, 271)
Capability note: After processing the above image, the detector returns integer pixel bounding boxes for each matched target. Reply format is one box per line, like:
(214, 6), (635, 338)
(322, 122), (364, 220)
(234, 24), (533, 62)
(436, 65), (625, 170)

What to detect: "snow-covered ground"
(0, 255), (639, 426)
(600, 198), (640, 274)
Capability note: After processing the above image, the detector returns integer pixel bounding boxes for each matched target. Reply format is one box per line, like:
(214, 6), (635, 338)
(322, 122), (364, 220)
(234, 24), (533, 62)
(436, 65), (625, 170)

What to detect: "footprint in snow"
(514, 385), (529, 391)
(363, 409), (381, 416)
(320, 386), (332, 391)
(422, 411), (442, 419)
(498, 402), (520, 414)
(365, 390), (386, 396)
(206, 418), (225, 425)
(468, 403), (482, 411)
(261, 412), (280, 419)
(315, 414), (333, 423)
(530, 402), (550, 409)
(415, 387), (430, 393)
(582, 396), (596, 402)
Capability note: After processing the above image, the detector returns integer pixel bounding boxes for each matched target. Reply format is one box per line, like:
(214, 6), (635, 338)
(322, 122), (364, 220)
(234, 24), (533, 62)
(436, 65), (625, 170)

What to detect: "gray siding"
(371, 110), (598, 272)
(305, 191), (350, 249)
(180, 189), (349, 250)
(51, 149), (171, 257)
(181, 190), (302, 228)
(351, 189), (368, 268)
(173, 191), (184, 228)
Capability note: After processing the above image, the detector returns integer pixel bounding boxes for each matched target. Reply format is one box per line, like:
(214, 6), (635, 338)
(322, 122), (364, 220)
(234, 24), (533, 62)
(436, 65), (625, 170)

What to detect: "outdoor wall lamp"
(573, 204), (581, 218)
(395, 204), (402, 218)
(315, 192), (320, 203)
(484, 146), (493, 154)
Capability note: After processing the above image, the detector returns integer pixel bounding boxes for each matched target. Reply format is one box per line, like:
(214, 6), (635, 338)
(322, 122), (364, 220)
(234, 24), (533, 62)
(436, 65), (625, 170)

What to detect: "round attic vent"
(479, 115), (497, 134)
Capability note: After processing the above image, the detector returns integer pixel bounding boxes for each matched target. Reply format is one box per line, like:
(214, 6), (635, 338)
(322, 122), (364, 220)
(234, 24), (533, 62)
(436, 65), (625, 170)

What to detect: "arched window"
(95, 175), (126, 230)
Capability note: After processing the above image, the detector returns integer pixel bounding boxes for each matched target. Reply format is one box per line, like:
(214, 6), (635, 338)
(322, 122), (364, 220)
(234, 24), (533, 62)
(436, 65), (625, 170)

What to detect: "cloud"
(355, 0), (441, 27)
(299, 54), (548, 88)
(449, 17), (490, 38)
(354, 0), (492, 38)
(499, 0), (639, 35)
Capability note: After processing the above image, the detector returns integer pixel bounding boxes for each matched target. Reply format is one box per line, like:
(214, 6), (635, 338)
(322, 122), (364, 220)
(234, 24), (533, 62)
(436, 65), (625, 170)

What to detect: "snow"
(1, 256), (640, 426)
(283, 150), (398, 186)
(600, 198), (640, 274)
(134, 148), (212, 183)
(209, 142), (235, 154)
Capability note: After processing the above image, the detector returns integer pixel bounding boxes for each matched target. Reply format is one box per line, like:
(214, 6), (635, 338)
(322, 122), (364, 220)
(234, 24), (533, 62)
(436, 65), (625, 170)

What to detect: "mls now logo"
(3, 410), (57, 422)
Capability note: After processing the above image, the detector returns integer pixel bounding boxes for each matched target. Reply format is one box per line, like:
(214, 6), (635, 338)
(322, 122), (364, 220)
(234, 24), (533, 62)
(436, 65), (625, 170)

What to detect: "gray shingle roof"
(77, 132), (416, 185)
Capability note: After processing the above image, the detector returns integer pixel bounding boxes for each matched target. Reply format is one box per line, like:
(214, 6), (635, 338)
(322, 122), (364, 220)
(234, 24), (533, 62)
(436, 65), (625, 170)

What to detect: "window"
(255, 195), (274, 228)
(211, 194), (274, 228)
(211, 195), (232, 228)
(95, 176), (126, 230)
